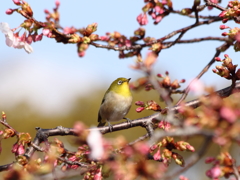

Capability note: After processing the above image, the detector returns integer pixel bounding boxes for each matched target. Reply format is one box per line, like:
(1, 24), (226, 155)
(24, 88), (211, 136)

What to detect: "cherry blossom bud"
(78, 51), (85, 57)
(218, 11), (227, 18)
(222, 18), (229, 23)
(224, 54), (229, 58)
(153, 149), (161, 161)
(44, 9), (50, 14)
(135, 101), (145, 106)
(186, 144), (195, 152)
(55, 0), (60, 7)
(205, 157), (215, 163)
(221, 32), (228, 36)
(206, 166), (221, 178)
(137, 13), (148, 26)
(11, 143), (19, 153)
(17, 144), (25, 155)
(219, 25), (230, 30)
(214, 57), (222, 61)
(154, 16), (162, 24)
(136, 107), (145, 113)
(180, 79), (185, 83)
(6, 9), (14, 15)
(13, 0), (21, 5)
(157, 73), (162, 78)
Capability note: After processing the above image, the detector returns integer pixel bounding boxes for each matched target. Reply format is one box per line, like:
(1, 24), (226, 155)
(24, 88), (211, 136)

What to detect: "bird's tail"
(97, 121), (106, 127)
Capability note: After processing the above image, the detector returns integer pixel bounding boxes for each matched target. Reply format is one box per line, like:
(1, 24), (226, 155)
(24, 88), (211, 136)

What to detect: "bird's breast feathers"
(99, 91), (132, 122)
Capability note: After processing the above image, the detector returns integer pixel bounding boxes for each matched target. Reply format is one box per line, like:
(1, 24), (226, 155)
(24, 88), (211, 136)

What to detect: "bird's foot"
(124, 117), (132, 127)
(107, 121), (113, 132)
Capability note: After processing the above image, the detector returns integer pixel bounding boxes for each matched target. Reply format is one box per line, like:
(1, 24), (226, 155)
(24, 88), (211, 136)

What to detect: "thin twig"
(176, 42), (230, 105)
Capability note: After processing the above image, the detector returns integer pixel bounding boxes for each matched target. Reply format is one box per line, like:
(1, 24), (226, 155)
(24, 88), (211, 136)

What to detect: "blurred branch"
(176, 42), (230, 105)
(1, 76), (240, 172)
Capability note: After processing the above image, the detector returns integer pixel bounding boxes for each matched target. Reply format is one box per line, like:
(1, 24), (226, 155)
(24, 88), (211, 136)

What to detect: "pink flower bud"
(135, 101), (145, 106)
(180, 79), (185, 83)
(13, 0), (21, 5)
(157, 73), (162, 78)
(153, 149), (161, 161)
(221, 32), (228, 36)
(78, 51), (85, 57)
(219, 25), (229, 30)
(44, 9), (50, 14)
(218, 11), (227, 18)
(11, 143), (19, 153)
(224, 54), (229, 58)
(222, 18), (229, 23)
(206, 166), (221, 178)
(55, 0), (60, 7)
(17, 144), (25, 155)
(205, 157), (215, 163)
(136, 107), (145, 113)
(228, 2), (233, 8)
(137, 13), (148, 26)
(154, 16), (162, 24)
(6, 9), (14, 15)
(214, 57), (221, 61)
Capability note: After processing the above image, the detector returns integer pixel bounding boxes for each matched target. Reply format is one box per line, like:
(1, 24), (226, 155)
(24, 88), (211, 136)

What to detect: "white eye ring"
(118, 80), (123, 85)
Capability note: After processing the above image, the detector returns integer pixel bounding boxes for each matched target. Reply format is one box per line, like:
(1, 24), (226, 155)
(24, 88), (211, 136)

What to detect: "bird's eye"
(118, 80), (123, 85)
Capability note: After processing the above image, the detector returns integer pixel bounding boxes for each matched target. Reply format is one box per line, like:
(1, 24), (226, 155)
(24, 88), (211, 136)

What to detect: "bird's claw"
(124, 117), (132, 127)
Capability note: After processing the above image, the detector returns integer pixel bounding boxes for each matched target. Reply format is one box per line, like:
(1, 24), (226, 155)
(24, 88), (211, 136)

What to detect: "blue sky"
(0, 1), (238, 113)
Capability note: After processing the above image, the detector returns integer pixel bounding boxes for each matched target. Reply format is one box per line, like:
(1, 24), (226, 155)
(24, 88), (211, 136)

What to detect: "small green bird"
(97, 77), (133, 131)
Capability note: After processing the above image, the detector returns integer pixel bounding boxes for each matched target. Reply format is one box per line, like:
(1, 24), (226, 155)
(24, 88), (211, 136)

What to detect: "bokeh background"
(0, 1), (239, 179)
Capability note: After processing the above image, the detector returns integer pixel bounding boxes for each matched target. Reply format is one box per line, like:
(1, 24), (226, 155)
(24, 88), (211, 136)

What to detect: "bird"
(97, 77), (133, 131)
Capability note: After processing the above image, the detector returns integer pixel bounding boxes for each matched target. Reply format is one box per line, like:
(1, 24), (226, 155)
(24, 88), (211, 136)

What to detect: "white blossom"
(0, 22), (33, 53)
(87, 129), (104, 160)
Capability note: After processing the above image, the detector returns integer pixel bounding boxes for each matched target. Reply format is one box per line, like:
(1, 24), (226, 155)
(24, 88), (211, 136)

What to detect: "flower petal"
(0, 22), (11, 34)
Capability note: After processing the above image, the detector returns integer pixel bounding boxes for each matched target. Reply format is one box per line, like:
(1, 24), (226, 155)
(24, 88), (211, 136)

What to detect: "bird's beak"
(127, 78), (131, 82)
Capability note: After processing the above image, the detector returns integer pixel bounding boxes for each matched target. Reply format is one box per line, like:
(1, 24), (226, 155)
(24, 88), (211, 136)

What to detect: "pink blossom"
(100, 36), (109, 41)
(206, 166), (222, 178)
(125, 39), (131, 47)
(32, 33), (43, 42)
(151, 12), (156, 19)
(42, 28), (52, 37)
(17, 144), (25, 155)
(63, 27), (76, 34)
(134, 142), (149, 155)
(161, 0), (167, 5)
(155, 6), (164, 14)
(179, 175), (189, 180)
(94, 170), (102, 180)
(208, 0), (218, 10)
(155, 16), (163, 24)
(137, 13), (148, 26)
(87, 129), (104, 160)
(153, 149), (161, 161)
(220, 107), (237, 123)
(189, 79), (204, 96)
(158, 120), (171, 131)
(0, 22), (33, 53)
(11, 143), (19, 153)
(235, 32), (240, 42)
